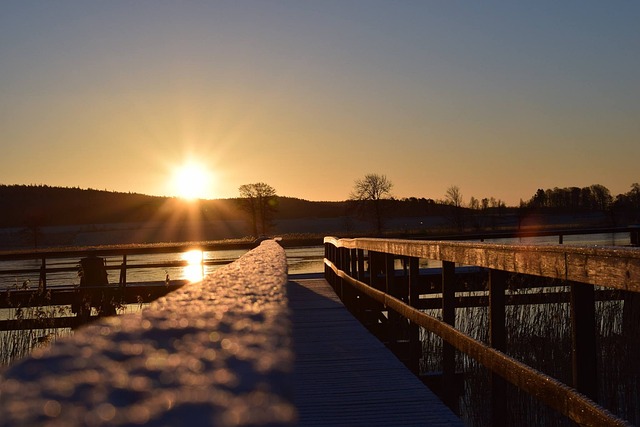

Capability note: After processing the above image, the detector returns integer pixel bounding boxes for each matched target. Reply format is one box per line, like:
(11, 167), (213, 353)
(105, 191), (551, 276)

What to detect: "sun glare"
(182, 250), (204, 282)
(172, 162), (213, 200)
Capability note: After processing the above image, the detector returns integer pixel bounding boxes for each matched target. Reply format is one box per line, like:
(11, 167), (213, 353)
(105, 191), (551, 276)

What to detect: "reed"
(420, 275), (638, 426)
(0, 302), (71, 367)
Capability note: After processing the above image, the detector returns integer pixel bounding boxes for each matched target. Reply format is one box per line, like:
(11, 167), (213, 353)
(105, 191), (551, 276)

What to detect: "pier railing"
(0, 242), (254, 330)
(0, 240), (295, 426)
(324, 236), (639, 426)
(0, 241), (255, 291)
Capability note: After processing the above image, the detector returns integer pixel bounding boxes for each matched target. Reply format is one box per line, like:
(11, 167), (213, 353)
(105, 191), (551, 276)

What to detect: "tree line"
(344, 174), (640, 233)
(525, 184), (640, 213)
(1, 179), (638, 240)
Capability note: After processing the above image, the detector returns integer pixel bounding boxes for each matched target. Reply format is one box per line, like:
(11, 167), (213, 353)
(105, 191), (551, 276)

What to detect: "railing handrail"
(0, 240), (295, 425)
(323, 256), (628, 427)
(0, 240), (257, 261)
(407, 225), (636, 242)
(0, 259), (233, 277)
(324, 236), (640, 292)
(323, 236), (636, 426)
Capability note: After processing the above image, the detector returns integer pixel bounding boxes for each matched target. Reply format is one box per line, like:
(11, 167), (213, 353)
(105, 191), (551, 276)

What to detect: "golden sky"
(1, 2), (638, 205)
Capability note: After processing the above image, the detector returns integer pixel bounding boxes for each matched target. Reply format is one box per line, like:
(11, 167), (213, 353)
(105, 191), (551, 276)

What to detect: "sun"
(172, 162), (214, 200)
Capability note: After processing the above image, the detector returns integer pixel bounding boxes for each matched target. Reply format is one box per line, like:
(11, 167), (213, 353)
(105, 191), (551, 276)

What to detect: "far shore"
(1, 212), (634, 253)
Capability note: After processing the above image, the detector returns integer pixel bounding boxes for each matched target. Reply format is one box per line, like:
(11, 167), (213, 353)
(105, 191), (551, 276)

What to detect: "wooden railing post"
(339, 248), (356, 310)
(442, 260), (457, 411)
(350, 248), (358, 279)
(324, 242), (334, 289)
(357, 249), (366, 283)
(338, 247), (349, 300)
(384, 252), (396, 345)
(489, 269), (507, 427)
(369, 251), (382, 291)
(384, 253), (394, 296)
(570, 281), (598, 400)
(364, 251), (385, 336)
(408, 256), (421, 374)
(408, 257), (419, 307)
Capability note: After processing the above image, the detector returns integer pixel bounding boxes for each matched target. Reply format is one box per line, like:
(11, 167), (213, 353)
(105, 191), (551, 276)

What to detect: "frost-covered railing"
(325, 237), (639, 426)
(0, 240), (295, 426)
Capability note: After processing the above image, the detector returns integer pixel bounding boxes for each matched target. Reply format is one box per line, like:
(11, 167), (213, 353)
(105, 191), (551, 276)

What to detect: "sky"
(1, 1), (639, 205)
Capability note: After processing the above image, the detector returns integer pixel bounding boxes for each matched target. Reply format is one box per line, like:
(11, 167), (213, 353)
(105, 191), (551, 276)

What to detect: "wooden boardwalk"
(288, 278), (463, 426)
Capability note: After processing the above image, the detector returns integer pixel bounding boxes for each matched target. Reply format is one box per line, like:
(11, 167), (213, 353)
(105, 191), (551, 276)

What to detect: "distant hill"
(0, 184), (629, 249)
(0, 185), (355, 247)
(0, 185), (352, 227)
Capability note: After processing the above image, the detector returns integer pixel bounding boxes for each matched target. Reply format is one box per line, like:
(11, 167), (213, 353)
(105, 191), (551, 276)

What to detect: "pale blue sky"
(1, 1), (638, 204)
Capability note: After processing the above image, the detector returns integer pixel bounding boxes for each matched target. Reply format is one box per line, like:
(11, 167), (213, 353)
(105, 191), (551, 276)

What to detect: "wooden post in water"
(570, 281), (598, 401)
(38, 258), (47, 292)
(119, 254), (127, 286)
(489, 269), (507, 427)
(442, 261), (458, 412)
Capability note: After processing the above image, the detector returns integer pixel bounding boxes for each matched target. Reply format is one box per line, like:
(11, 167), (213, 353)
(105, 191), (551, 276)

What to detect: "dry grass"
(0, 303), (72, 367)
(420, 275), (638, 426)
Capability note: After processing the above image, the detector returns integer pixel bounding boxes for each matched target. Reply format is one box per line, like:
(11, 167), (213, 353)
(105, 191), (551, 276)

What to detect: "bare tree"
(238, 183), (278, 236)
(350, 173), (393, 234)
(469, 196), (480, 210)
(444, 185), (465, 230)
(445, 185), (463, 208)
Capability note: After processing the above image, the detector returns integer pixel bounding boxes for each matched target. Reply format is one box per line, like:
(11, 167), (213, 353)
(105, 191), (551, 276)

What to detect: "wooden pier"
(289, 278), (462, 426)
(324, 237), (639, 426)
(2, 232), (639, 425)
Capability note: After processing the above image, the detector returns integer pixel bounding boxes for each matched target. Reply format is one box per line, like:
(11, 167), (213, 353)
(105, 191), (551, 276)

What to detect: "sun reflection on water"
(182, 250), (204, 282)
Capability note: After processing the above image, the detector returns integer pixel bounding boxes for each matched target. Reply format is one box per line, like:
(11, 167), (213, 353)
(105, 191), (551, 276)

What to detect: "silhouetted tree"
(526, 185), (614, 213)
(613, 183), (640, 223)
(445, 185), (464, 230)
(590, 184), (613, 212)
(350, 173), (393, 234)
(445, 186), (463, 208)
(469, 196), (480, 210)
(628, 183), (640, 221)
(238, 183), (278, 236)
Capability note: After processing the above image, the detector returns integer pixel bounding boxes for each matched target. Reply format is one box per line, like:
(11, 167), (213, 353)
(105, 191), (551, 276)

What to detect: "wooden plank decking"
(288, 278), (463, 426)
